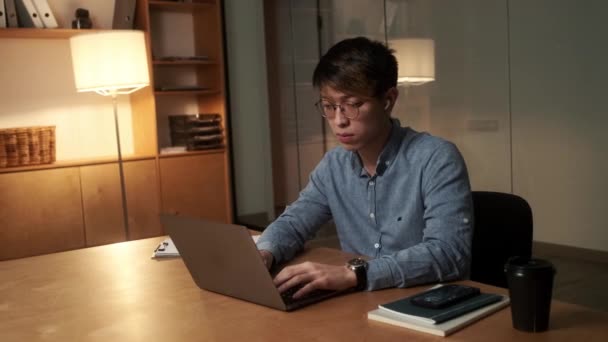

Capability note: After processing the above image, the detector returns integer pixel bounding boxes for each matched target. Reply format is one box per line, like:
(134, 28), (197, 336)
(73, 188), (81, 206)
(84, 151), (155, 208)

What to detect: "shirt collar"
(349, 118), (403, 177)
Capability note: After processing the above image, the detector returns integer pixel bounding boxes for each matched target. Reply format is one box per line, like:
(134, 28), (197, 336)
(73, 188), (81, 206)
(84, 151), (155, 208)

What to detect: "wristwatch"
(347, 257), (368, 291)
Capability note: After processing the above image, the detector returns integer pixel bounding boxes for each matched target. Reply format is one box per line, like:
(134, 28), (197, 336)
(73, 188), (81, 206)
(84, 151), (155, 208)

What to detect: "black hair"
(312, 36), (398, 98)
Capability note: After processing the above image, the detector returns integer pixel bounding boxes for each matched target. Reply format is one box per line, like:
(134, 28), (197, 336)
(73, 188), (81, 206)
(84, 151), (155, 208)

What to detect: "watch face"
(348, 258), (367, 267)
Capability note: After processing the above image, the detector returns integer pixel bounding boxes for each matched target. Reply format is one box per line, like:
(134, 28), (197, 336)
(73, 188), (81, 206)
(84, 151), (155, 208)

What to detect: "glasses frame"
(314, 100), (364, 120)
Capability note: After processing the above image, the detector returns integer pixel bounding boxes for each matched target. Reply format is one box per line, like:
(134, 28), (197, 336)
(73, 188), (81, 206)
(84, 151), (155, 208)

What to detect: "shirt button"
(463, 218), (469, 224)
(374, 243), (380, 249)
(369, 213), (375, 219)
(385, 161), (390, 165)
(369, 181), (375, 186)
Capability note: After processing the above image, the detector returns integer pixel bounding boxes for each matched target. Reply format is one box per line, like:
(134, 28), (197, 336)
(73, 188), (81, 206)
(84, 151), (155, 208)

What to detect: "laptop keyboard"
(280, 284), (336, 306)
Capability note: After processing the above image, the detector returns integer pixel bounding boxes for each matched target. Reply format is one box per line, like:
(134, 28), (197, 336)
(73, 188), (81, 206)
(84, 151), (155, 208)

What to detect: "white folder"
(1, 0), (7, 28)
(32, 0), (57, 28)
(14, 0), (43, 28)
(4, 0), (18, 27)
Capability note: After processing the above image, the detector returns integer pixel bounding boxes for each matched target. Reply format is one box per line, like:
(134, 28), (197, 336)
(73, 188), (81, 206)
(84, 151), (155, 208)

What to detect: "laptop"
(161, 215), (344, 311)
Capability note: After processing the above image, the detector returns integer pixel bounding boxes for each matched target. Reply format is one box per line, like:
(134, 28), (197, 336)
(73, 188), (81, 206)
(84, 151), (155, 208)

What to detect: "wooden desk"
(1, 237), (606, 341)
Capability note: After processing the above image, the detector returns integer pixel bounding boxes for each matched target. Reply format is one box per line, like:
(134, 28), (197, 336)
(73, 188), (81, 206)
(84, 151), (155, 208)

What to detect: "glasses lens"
(342, 103), (358, 119)
(316, 101), (330, 117)
(315, 101), (359, 119)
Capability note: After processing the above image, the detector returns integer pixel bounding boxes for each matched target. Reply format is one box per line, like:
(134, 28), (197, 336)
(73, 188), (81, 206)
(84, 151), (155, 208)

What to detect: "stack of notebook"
(169, 114), (224, 151)
(367, 284), (510, 337)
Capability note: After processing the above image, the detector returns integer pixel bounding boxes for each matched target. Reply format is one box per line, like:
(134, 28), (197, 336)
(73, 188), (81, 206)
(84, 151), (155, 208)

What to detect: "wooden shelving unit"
(136, 0), (233, 223)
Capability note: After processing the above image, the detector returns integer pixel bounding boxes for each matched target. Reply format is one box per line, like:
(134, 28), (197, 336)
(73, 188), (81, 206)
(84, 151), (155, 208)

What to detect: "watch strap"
(348, 258), (368, 291)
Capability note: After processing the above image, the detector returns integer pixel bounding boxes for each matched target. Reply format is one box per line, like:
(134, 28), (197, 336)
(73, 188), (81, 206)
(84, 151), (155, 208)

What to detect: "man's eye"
(322, 104), (334, 110)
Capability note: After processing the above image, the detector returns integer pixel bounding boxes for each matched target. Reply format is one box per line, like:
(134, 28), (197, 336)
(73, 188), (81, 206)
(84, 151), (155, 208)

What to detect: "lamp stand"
(112, 93), (131, 240)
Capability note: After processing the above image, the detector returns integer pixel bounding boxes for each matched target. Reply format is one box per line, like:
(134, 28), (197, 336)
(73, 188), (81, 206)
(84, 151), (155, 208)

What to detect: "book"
(368, 286), (510, 337)
(379, 288), (503, 324)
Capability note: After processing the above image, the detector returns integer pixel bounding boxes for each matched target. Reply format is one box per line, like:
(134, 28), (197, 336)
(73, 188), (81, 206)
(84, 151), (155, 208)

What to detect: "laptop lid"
(161, 215), (287, 311)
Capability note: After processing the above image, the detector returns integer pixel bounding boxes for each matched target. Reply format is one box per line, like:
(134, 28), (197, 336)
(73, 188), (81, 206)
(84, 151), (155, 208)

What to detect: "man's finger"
(292, 281), (318, 299)
(273, 263), (311, 286)
(276, 273), (310, 293)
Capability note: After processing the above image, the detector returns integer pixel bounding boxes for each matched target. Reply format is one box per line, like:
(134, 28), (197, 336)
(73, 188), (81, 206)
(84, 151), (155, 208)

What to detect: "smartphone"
(410, 284), (481, 309)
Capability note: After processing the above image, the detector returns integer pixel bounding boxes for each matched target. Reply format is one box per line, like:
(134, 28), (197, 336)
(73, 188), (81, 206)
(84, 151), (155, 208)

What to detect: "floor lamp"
(69, 31), (150, 240)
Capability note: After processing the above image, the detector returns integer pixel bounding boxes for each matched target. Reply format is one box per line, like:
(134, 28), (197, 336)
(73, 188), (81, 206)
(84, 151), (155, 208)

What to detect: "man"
(256, 37), (473, 299)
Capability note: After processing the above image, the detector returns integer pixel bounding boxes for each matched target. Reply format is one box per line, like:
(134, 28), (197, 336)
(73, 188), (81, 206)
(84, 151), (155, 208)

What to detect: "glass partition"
(231, 0), (608, 253)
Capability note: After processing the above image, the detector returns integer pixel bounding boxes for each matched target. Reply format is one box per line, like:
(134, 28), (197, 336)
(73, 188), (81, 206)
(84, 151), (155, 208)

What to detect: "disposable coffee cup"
(504, 256), (556, 332)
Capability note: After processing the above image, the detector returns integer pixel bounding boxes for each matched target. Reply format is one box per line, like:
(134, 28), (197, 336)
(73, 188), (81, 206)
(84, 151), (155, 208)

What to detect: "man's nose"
(332, 106), (348, 126)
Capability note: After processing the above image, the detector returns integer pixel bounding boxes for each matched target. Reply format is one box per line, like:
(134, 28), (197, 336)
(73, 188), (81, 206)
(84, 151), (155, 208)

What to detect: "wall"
(509, 0), (608, 251)
(402, 0), (608, 251)
(224, 0), (275, 218)
(47, 0), (115, 29)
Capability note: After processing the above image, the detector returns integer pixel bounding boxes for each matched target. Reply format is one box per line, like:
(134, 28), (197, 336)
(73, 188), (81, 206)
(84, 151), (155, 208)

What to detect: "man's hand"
(259, 250), (274, 270)
(273, 262), (358, 299)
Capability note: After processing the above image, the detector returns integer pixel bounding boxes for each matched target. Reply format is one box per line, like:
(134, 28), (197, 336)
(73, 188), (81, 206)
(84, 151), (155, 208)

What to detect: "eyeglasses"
(314, 100), (363, 120)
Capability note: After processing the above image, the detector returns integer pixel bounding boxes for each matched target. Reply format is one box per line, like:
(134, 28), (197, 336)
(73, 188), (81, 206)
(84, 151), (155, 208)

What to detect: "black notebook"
(378, 286), (503, 324)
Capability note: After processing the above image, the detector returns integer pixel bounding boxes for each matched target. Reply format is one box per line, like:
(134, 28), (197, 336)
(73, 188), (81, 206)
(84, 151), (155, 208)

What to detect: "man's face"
(318, 85), (391, 152)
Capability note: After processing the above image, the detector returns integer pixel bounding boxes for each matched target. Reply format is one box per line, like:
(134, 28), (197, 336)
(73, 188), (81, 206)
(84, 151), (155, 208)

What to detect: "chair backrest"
(470, 191), (533, 288)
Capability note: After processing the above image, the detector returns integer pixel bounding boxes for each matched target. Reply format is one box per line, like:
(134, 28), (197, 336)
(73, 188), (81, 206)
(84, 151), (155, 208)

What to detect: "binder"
(4, 0), (18, 27)
(14, 0), (43, 28)
(32, 0), (56, 28)
(1, 0), (6, 28)
(112, 0), (136, 29)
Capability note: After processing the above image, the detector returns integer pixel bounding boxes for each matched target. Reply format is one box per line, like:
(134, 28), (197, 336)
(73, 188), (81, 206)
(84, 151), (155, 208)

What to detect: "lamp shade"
(391, 38), (435, 85)
(70, 31), (150, 96)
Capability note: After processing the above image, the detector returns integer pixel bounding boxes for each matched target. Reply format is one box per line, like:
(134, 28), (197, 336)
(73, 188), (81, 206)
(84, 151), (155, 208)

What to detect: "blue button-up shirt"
(256, 119), (473, 290)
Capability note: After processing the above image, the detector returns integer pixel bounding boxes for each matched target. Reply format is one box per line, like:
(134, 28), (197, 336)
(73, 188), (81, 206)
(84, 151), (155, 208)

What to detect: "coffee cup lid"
(504, 256), (556, 277)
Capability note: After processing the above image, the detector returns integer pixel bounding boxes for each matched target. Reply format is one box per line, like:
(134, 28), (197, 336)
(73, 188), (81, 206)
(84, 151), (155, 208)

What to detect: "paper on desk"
(151, 235), (260, 259)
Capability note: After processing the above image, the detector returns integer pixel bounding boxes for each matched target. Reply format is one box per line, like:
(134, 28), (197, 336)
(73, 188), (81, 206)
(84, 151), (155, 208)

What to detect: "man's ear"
(385, 87), (399, 112)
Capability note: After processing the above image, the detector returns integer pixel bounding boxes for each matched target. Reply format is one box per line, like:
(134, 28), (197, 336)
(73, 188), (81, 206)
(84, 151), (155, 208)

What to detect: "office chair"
(470, 191), (533, 288)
